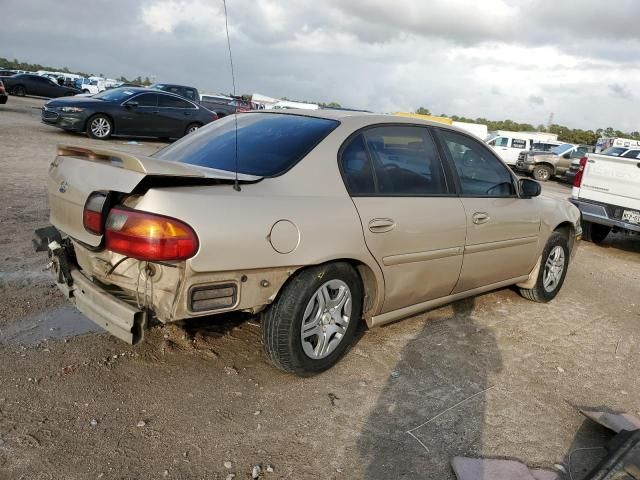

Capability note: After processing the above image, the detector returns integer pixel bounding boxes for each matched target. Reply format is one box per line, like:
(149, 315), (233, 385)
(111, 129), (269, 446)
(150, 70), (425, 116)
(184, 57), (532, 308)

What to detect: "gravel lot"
(0, 96), (639, 480)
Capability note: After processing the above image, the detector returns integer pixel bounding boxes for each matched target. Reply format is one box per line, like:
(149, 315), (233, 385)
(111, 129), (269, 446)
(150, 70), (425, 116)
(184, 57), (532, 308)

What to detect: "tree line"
(417, 106), (640, 145)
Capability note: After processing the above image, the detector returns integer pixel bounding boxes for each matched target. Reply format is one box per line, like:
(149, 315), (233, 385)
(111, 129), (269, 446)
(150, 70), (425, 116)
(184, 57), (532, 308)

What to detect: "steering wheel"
(486, 182), (513, 196)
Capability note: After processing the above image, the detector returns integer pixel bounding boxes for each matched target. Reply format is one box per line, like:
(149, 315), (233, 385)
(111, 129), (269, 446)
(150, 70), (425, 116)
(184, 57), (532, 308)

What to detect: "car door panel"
(340, 126), (466, 314)
(118, 93), (160, 136)
(453, 197), (539, 292)
(438, 128), (541, 293)
(354, 197), (467, 313)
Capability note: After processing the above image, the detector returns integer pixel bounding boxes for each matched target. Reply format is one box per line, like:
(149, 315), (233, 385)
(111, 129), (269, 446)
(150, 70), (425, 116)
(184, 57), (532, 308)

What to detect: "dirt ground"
(0, 96), (639, 480)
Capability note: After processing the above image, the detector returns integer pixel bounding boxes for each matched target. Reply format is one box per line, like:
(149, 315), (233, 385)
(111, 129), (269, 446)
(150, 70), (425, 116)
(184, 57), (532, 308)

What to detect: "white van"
(485, 131), (558, 166)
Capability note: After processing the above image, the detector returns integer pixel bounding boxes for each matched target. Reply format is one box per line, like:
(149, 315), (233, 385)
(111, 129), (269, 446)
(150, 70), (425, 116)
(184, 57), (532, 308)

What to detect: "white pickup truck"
(570, 153), (640, 243)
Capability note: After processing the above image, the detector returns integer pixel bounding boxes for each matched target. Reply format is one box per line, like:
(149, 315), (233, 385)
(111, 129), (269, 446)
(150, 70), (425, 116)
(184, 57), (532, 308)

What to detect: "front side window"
(155, 113), (339, 177)
(439, 129), (516, 197)
(602, 147), (627, 156)
(133, 93), (158, 107)
(494, 137), (509, 147)
(362, 126), (448, 195)
(571, 147), (588, 158)
(158, 95), (193, 108)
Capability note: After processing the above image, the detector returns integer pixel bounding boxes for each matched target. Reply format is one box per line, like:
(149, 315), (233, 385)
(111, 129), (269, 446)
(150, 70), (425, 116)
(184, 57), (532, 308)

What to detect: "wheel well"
(535, 162), (555, 174)
(270, 259), (381, 324)
(85, 112), (114, 132)
(12, 84), (25, 93)
(554, 221), (576, 252)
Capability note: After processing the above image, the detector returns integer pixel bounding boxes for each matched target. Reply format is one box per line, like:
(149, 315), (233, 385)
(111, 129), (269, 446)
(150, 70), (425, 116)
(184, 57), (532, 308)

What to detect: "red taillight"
(105, 208), (198, 261)
(83, 192), (108, 235)
(212, 113), (219, 121)
(573, 156), (588, 188)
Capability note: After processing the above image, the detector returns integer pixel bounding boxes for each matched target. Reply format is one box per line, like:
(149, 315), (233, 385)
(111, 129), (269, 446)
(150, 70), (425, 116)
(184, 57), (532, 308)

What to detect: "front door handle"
(368, 218), (396, 233)
(472, 212), (490, 224)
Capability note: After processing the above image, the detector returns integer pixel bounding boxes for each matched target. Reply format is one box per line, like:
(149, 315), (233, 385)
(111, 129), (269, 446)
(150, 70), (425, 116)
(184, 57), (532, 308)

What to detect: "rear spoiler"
(56, 144), (261, 181)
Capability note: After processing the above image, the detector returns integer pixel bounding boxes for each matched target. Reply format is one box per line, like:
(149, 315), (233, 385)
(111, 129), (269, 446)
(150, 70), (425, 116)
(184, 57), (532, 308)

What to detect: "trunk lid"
(577, 153), (640, 210)
(48, 144), (260, 247)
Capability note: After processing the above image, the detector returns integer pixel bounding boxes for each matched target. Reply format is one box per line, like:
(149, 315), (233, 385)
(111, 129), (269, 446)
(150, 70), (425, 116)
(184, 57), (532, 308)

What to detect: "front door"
(120, 93), (161, 136)
(437, 129), (541, 292)
(340, 125), (467, 314)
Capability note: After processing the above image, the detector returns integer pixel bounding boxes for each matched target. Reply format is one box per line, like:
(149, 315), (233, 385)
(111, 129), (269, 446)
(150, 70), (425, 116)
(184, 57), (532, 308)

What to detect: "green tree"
(416, 106), (431, 115)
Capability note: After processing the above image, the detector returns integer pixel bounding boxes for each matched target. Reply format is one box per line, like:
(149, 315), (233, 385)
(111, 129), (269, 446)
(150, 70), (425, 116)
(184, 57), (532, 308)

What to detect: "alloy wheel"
(300, 280), (352, 360)
(543, 245), (565, 292)
(90, 117), (111, 138)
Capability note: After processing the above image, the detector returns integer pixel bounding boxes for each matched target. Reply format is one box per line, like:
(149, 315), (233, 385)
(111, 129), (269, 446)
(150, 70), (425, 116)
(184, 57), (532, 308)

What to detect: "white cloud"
(2, 0), (640, 131)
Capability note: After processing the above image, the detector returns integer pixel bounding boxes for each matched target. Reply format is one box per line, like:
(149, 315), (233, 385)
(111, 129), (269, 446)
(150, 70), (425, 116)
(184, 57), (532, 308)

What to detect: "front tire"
(533, 165), (552, 182)
(582, 221), (610, 244)
(86, 114), (113, 140)
(519, 232), (570, 303)
(261, 262), (363, 375)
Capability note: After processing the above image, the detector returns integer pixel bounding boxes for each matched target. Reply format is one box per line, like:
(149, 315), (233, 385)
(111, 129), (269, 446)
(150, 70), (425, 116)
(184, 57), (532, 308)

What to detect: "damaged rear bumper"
(34, 226), (146, 344)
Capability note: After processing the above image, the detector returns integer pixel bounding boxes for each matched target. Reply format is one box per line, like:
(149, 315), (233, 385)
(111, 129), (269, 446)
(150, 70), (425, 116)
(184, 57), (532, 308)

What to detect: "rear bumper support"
(35, 225), (146, 344)
(67, 270), (146, 344)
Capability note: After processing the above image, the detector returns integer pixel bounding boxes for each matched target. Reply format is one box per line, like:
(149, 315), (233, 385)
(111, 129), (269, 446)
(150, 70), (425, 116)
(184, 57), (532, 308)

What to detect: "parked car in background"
(200, 93), (236, 117)
(598, 146), (640, 158)
(150, 83), (199, 102)
(486, 131), (558, 166)
(514, 143), (593, 181)
(35, 111), (581, 375)
(0, 80), (8, 104)
(595, 136), (640, 152)
(571, 151), (640, 243)
(1, 74), (81, 98)
(41, 87), (217, 140)
(0, 70), (17, 76)
(74, 77), (106, 94)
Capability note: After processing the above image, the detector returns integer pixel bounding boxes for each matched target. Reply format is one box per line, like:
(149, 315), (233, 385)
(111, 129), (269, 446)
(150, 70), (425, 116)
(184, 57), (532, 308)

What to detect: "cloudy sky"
(3, 0), (639, 131)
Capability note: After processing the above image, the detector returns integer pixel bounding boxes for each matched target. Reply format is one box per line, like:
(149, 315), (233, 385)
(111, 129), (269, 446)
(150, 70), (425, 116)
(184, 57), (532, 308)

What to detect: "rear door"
(157, 94), (198, 137)
(436, 128), (541, 292)
(340, 125), (466, 314)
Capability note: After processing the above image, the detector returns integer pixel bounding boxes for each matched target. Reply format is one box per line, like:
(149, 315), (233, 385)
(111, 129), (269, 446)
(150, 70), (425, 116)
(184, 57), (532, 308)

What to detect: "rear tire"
(533, 165), (552, 182)
(582, 221), (610, 244)
(86, 114), (113, 140)
(12, 85), (26, 96)
(519, 232), (569, 303)
(184, 123), (202, 136)
(261, 262), (363, 375)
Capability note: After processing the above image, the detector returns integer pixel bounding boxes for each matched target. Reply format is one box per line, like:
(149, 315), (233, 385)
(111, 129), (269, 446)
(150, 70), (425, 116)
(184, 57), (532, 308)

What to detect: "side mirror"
(125, 101), (139, 108)
(519, 178), (541, 198)
(563, 152), (571, 159)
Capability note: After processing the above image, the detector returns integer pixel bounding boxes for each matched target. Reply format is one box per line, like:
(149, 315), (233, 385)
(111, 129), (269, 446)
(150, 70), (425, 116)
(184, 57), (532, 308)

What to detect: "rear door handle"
(472, 212), (490, 224)
(368, 218), (396, 233)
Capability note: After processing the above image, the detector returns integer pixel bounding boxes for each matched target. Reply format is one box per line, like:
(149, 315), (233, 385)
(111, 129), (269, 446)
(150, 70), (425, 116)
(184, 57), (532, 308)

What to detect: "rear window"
(154, 113), (339, 177)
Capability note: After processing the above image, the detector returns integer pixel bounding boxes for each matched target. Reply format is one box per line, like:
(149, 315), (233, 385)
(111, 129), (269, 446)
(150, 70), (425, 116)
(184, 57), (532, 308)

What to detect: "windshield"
(550, 143), (573, 155)
(601, 147), (627, 156)
(154, 113), (339, 177)
(93, 88), (138, 102)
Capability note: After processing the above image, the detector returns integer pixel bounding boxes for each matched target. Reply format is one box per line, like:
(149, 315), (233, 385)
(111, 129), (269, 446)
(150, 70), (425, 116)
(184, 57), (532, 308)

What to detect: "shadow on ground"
(357, 298), (502, 479)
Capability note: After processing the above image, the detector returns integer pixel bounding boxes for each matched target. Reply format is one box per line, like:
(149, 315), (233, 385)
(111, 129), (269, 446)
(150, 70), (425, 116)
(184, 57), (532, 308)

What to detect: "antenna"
(223, 0), (240, 192)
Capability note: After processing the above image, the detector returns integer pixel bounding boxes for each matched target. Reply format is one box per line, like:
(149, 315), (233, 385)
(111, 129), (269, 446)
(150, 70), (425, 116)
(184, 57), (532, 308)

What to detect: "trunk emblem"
(58, 181), (68, 193)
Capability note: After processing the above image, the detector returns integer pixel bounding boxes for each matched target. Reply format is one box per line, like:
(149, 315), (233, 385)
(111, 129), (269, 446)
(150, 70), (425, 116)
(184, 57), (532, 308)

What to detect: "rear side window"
(622, 150), (640, 158)
(511, 138), (527, 149)
(363, 126), (448, 195)
(340, 135), (375, 195)
(155, 113), (339, 177)
(440, 129), (516, 197)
